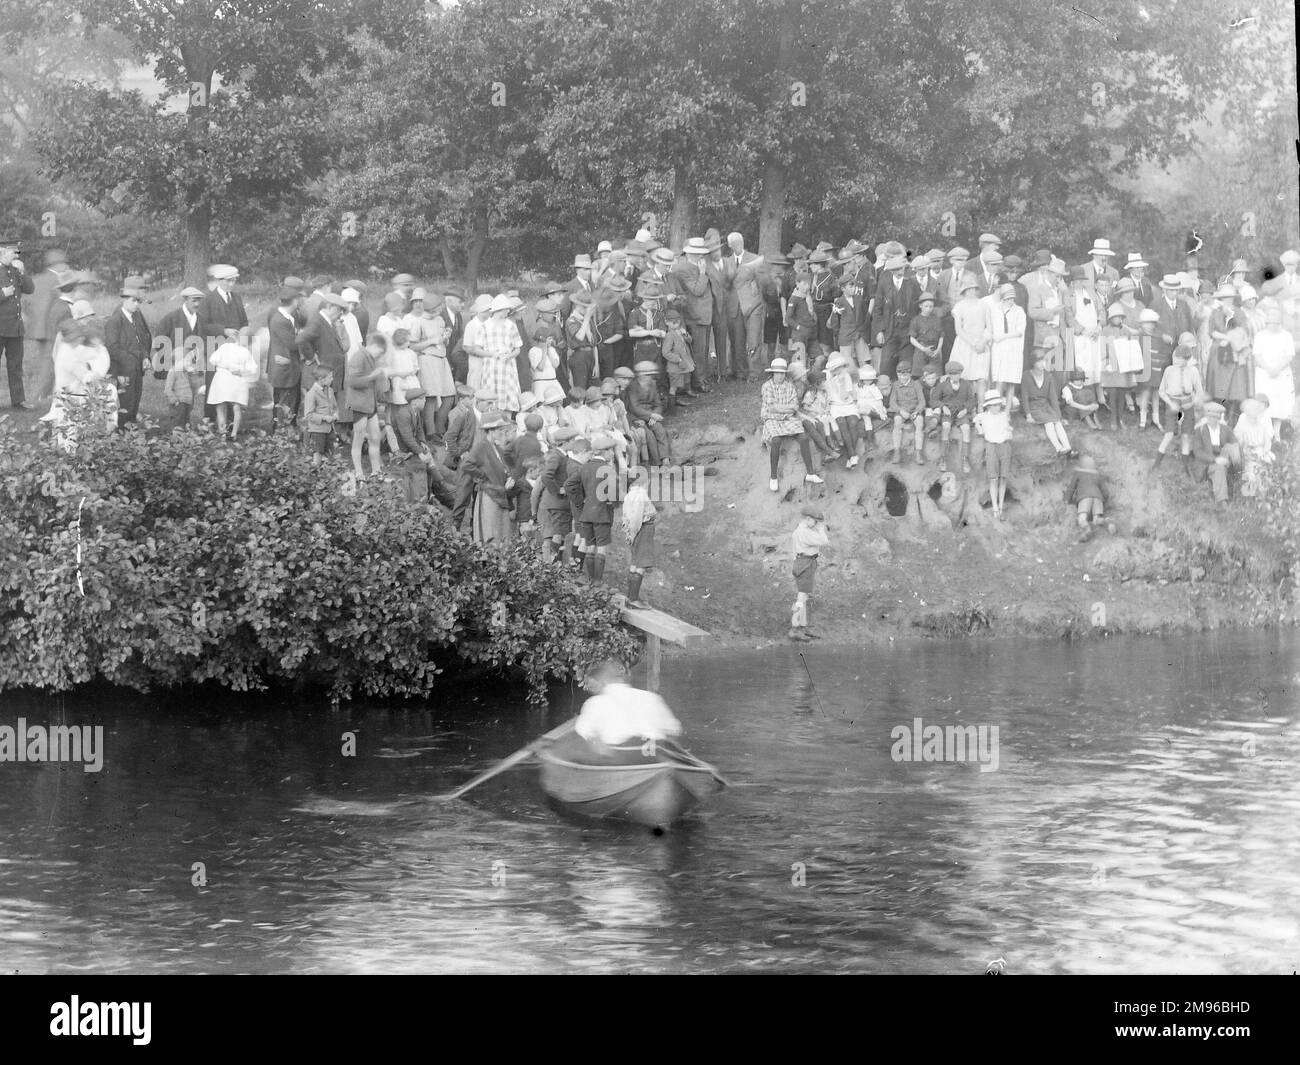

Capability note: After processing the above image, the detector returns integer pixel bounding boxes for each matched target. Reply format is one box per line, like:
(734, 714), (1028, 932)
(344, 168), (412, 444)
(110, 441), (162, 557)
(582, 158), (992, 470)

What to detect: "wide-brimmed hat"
(788, 242), (811, 259)
(1049, 257), (1070, 277)
(534, 296), (559, 314)
(981, 389), (1005, 407)
(573, 254), (593, 269)
(518, 391), (540, 411)
(569, 290), (593, 307)
(633, 360), (659, 375)
(470, 293), (494, 313)
(765, 358), (789, 374)
(839, 238), (870, 260)
(650, 247), (674, 266)
(703, 231), (724, 253)
(808, 249), (833, 265)
(683, 237), (709, 255)
(1125, 253), (1148, 270)
(489, 294), (513, 312)
(604, 275), (632, 293)
(1088, 238), (1115, 257)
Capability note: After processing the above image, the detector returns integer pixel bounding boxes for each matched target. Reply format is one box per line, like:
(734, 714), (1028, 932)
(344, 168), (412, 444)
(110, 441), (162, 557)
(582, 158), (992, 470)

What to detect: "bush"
(0, 408), (636, 704)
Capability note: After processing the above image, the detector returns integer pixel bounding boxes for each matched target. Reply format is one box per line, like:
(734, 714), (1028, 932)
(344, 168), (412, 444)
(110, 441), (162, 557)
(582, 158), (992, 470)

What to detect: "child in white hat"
(974, 389), (1013, 520)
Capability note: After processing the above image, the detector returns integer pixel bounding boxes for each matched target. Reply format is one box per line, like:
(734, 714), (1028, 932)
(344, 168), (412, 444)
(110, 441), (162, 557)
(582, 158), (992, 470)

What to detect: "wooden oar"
(437, 718), (576, 801)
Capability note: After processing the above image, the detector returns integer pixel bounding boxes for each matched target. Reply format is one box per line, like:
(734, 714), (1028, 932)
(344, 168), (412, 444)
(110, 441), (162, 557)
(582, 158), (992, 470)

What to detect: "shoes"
(769, 478), (779, 491)
(804, 473), (824, 484)
(846, 455), (859, 469)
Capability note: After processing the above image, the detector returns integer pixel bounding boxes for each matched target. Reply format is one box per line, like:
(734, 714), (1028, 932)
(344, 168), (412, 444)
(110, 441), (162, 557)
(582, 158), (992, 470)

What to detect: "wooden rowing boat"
(536, 730), (727, 830)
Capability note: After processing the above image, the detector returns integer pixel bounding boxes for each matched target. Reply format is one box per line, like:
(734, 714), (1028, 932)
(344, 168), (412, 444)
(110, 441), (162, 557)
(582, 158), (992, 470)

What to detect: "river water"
(1, 632), (1297, 974)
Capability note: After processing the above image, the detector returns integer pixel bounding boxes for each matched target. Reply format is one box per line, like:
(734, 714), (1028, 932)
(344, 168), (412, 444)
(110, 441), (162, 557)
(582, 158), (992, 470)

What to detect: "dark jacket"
(871, 275), (921, 343)
(673, 259), (712, 326)
(296, 311), (348, 391)
(443, 403), (478, 465)
(1191, 422), (1237, 468)
(103, 306), (153, 376)
(462, 435), (511, 507)
(0, 263), (35, 337)
(624, 377), (663, 422)
(539, 447), (569, 508)
(200, 288), (248, 337)
(267, 307), (302, 389)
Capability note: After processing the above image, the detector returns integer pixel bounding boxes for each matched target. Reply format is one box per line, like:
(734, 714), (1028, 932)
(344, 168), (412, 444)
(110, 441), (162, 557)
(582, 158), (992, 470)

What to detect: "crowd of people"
(2, 227), (1297, 609)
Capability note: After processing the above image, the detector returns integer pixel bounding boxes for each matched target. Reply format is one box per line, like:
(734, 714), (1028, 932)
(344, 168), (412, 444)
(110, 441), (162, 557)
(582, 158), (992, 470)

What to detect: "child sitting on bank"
(1062, 369), (1102, 430)
(930, 359), (975, 473)
(855, 364), (887, 460)
(621, 467), (657, 609)
(303, 363), (339, 465)
(1062, 453), (1110, 542)
(920, 362), (942, 436)
(1151, 334), (1204, 477)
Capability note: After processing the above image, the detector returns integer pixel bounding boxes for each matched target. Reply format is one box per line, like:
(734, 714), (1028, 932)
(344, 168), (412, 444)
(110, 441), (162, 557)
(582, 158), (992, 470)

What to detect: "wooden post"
(646, 633), (662, 692)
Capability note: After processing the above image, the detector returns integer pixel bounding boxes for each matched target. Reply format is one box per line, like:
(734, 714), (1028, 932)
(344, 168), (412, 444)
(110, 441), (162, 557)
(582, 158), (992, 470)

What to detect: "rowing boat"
(536, 728), (727, 829)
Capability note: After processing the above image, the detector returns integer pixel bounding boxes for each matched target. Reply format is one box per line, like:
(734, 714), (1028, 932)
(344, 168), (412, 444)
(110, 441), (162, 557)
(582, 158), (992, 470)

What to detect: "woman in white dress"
(207, 340), (260, 439)
(41, 312), (115, 449)
(951, 279), (991, 390)
(988, 283), (1027, 403)
(1252, 307), (1295, 432)
(1068, 269), (1102, 383)
(1234, 393), (1275, 497)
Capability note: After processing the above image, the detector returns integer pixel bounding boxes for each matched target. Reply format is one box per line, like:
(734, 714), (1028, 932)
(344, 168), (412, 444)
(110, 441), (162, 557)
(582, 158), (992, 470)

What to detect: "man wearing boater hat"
(1079, 238), (1120, 307)
(673, 237), (713, 393)
(723, 232), (765, 381)
(0, 237), (35, 408)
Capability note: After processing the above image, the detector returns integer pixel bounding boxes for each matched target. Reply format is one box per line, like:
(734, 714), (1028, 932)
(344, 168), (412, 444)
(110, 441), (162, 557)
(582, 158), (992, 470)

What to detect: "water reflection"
(0, 631), (1296, 973)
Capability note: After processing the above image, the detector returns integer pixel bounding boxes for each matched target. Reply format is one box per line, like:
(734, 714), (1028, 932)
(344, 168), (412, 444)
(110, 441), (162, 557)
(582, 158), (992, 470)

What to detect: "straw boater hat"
(981, 389), (1005, 408)
(683, 237), (709, 256)
(650, 247), (674, 267)
(765, 358), (789, 374)
(1088, 238), (1115, 257)
(573, 254), (593, 269)
(1159, 273), (1181, 289)
(1125, 253), (1148, 270)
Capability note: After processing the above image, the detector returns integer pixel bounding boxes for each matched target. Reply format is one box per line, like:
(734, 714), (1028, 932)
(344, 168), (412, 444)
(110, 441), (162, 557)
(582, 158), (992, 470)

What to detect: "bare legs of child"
(352, 412), (383, 478)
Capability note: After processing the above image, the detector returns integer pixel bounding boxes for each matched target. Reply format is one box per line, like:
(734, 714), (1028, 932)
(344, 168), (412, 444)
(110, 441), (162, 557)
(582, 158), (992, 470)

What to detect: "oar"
(437, 718), (576, 801)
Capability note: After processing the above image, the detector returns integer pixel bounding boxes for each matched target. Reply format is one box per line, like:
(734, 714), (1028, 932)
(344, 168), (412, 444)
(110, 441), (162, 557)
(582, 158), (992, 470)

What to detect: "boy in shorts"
(974, 389), (1013, 520)
(790, 505), (830, 641)
(621, 466), (657, 608)
(1063, 453), (1109, 542)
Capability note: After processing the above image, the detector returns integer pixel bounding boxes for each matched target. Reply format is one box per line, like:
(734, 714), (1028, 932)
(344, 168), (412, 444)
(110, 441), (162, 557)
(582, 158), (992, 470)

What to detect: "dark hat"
(788, 242), (811, 259)
(278, 284), (301, 301)
(569, 289), (594, 307)
(944, 360), (963, 374)
(808, 249), (833, 265)
(56, 270), (95, 290)
(442, 284), (468, 300)
(1031, 249), (1052, 267)
(1002, 254), (1022, 269)
(604, 275), (632, 293)
(664, 308), (682, 321)
(917, 291), (937, 304)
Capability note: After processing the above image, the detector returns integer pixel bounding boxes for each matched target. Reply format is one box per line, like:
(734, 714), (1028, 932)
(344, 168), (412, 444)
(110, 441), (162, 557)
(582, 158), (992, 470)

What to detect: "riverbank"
(602, 382), (1296, 651)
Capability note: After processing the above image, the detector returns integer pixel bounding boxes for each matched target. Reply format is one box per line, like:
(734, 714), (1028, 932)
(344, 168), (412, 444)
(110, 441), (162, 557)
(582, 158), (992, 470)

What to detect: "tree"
(33, 0), (419, 283)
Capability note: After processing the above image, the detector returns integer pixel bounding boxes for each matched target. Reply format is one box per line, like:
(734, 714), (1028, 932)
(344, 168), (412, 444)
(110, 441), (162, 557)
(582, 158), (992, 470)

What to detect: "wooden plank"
(614, 599), (710, 646)
(646, 633), (662, 692)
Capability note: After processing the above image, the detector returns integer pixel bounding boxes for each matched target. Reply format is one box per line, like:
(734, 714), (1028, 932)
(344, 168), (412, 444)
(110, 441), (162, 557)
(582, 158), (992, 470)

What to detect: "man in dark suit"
(296, 292), (349, 438)
(0, 237), (36, 408)
(703, 230), (729, 382)
(439, 285), (468, 383)
(674, 237), (713, 392)
(834, 239), (875, 365)
(267, 285), (303, 430)
(104, 277), (153, 428)
(1152, 274), (1197, 350)
(1123, 253), (1155, 306)
(200, 264), (248, 421)
(560, 254), (596, 321)
(155, 285), (206, 384)
(1191, 401), (1240, 505)
(871, 254), (920, 378)
(723, 232), (765, 381)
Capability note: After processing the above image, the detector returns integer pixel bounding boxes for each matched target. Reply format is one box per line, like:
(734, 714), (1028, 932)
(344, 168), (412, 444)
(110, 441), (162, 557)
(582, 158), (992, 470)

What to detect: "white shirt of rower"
(575, 682), (683, 746)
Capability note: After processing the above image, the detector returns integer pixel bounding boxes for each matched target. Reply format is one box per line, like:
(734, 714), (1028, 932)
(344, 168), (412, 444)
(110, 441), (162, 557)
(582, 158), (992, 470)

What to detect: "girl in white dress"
(208, 340), (260, 439)
(1234, 393), (1275, 497)
(1069, 272), (1102, 383)
(952, 279), (991, 389)
(989, 283), (1027, 402)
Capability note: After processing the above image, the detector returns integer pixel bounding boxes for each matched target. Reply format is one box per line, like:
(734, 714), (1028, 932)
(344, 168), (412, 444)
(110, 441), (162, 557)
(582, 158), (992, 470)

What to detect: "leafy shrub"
(0, 407), (636, 704)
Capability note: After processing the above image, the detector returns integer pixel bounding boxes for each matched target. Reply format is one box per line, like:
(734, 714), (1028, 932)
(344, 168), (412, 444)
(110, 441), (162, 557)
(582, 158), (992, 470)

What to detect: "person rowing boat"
(566, 659), (682, 757)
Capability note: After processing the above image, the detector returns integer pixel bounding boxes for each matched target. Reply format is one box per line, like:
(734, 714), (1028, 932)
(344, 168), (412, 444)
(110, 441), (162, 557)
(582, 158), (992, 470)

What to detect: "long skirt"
(473, 490), (516, 544)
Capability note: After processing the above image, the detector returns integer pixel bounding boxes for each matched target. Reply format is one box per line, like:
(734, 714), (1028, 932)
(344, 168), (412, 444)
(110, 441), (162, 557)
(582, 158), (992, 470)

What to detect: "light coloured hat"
(683, 237), (709, 255)
(858, 364), (877, 380)
(924, 249), (945, 265)
(765, 358), (789, 374)
(480, 409), (510, 430)
(884, 255), (908, 270)
(1159, 273), (1181, 288)
(1106, 302), (1125, 318)
(320, 292), (349, 309)
(998, 282), (1016, 299)
(1048, 256), (1070, 277)
(70, 299), (96, 320)
(633, 360), (659, 375)
(1230, 258), (1249, 274)
(1088, 239), (1115, 256)
(947, 246), (970, 260)
(1203, 400), (1226, 415)
(573, 253), (593, 269)
(982, 250), (1004, 265)
(538, 382), (566, 405)
(505, 294), (525, 311)
(489, 294), (513, 312)
(471, 294), (493, 313)
(179, 286), (205, 298)
(1238, 284), (1258, 301)
(1138, 308), (1160, 323)
(1264, 307), (1284, 324)
(474, 386), (497, 401)
(826, 353), (848, 371)
(589, 433), (616, 451)
(1125, 253), (1149, 270)
(1280, 249), (1300, 266)
(978, 232), (1001, 245)
(1114, 277), (1136, 293)
(517, 391), (540, 411)
(650, 247), (674, 266)
(383, 291), (406, 312)
(340, 287), (361, 303)
(595, 240), (613, 254)
(1212, 284), (1237, 300)
(390, 273), (415, 286)
(210, 263), (239, 280)
(981, 389), (1005, 407)
(410, 286), (429, 303)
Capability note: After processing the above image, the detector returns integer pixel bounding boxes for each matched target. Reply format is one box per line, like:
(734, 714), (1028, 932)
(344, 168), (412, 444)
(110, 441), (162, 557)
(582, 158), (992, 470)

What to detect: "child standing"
(345, 332), (390, 479)
(909, 292), (944, 368)
(207, 340), (260, 440)
(975, 389), (1013, 520)
(163, 342), (205, 430)
(621, 466), (658, 609)
(303, 363), (338, 465)
(789, 505), (830, 642)
(1062, 453), (1109, 541)
(786, 277), (818, 360)
(662, 310), (695, 405)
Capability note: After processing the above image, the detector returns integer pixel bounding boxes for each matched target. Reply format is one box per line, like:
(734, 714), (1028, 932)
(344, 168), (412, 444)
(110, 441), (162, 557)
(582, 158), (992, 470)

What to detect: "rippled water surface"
(1, 632), (1297, 973)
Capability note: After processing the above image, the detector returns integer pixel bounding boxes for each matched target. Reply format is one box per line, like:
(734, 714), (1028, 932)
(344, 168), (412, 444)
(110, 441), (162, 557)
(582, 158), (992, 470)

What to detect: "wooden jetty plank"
(611, 596), (710, 646)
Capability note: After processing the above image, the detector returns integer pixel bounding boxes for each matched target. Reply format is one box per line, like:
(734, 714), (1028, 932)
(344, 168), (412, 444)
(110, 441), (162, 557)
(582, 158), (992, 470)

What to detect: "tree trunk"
(184, 202), (212, 286)
(757, 158), (786, 257)
(757, 0), (800, 257)
(668, 164), (697, 251)
(439, 236), (460, 280)
(464, 208), (489, 295)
